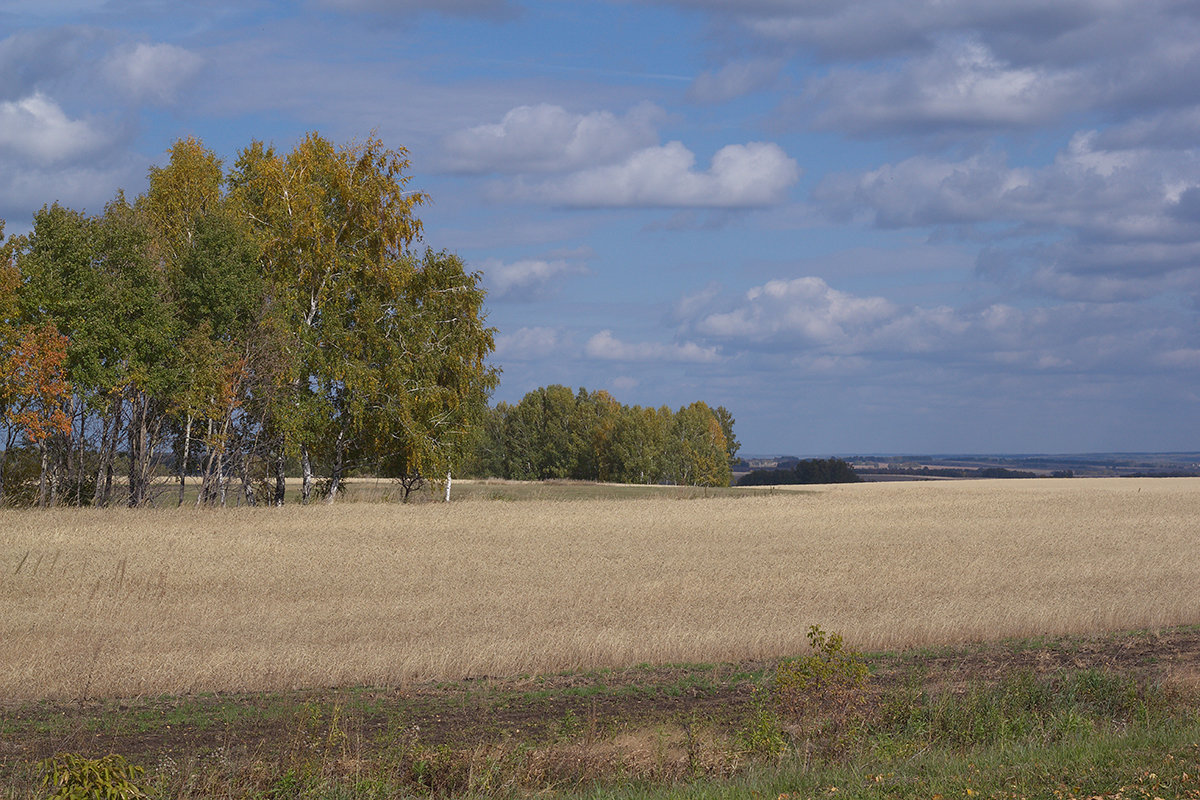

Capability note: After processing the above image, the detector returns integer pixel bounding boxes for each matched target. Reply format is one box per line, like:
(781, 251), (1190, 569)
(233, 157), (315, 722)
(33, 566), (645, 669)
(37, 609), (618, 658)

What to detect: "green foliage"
(467, 386), (736, 487)
(1, 133), (497, 507)
(738, 685), (787, 757)
(774, 626), (871, 751)
(38, 752), (146, 800)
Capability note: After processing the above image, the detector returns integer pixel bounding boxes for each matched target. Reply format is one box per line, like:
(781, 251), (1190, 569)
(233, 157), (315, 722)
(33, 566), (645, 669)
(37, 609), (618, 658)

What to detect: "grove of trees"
(465, 385), (739, 487)
(0, 135), (498, 507)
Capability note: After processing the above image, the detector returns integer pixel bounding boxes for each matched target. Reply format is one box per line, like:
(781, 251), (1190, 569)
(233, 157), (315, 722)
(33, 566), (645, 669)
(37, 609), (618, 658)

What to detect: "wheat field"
(2, 477), (1198, 700)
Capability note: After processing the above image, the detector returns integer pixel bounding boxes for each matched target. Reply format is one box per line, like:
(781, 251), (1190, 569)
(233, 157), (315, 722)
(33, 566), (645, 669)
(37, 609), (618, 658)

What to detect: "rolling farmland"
(4, 477), (1197, 700)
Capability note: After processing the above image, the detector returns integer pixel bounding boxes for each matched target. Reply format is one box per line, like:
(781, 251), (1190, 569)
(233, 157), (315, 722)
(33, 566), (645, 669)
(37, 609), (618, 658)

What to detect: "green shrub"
(773, 625), (870, 751)
(738, 685), (787, 757)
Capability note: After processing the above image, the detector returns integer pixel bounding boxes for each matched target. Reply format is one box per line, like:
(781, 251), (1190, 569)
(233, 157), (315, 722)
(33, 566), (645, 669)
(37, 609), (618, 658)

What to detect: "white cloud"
(656, 1), (1200, 143)
(688, 57), (782, 103)
(519, 140), (799, 208)
(1096, 109), (1200, 151)
(103, 43), (203, 104)
(693, 277), (901, 349)
(585, 330), (720, 363)
(0, 152), (146, 227)
(442, 102), (664, 174)
(481, 257), (588, 300)
(493, 326), (563, 360)
(805, 38), (1088, 134)
(0, 92), (113, 164)
(813, 133), (1200, 290)
(677, 274), (1200, 377)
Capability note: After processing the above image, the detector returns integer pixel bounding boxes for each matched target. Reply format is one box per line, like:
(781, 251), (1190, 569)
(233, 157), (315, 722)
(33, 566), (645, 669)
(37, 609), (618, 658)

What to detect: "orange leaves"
(2, 322), (73, 445)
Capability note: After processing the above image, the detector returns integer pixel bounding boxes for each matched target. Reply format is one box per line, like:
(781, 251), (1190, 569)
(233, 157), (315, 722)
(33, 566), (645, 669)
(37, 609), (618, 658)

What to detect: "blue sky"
(3, 0), (1199, 455)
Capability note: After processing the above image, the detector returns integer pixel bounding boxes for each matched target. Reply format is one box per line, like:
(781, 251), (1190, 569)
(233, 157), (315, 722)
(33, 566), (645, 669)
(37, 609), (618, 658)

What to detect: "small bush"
(38, 753), (147, 800)
(774, 625), (870, 752)
(738, 685), (787, 757)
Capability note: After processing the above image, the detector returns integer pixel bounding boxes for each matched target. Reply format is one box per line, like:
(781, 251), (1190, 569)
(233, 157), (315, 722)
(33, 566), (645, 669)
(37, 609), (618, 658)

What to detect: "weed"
(774, 625), (871, 754)
(557, 708), (584, 741)
(38, 752), (147, 800)
(738, 685), (787, 757)
(874, 667), (1163, 753)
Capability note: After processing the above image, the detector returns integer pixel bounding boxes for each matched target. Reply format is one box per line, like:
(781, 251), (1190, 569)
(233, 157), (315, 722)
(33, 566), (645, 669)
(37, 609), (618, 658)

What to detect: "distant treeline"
(855, 466), (1044, 479)
(465, 385), (739, 487)
(737, 458), (862, 486)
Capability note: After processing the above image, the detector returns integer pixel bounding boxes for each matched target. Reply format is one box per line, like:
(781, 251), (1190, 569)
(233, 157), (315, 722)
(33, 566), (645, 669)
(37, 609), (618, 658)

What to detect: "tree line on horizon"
(463, 385), (739, 488)
(0, 135), (497, 507)
(737, 457), (862, 486)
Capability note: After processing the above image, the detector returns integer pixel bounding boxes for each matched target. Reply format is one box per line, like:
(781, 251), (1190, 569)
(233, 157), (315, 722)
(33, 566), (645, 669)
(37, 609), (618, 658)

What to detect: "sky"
(2, 0), (1199, 456)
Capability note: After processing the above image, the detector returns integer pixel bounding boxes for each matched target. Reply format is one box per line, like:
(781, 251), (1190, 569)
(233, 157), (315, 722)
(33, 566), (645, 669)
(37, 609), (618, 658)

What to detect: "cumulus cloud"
(1095, 109), (1200, 151)
(0, 92), (114, 164)
(0, 149), (146, 227)
(804, 38), (1089, 135)
(585, 330), (720, 363)
(694, 277), (900, 348)
(103, 42), (202, 104)
(442, 102), (664, 174)
(446, 101), (799, 209)
(813, 133), (1200, 291)
(677, 275), (1200, 376)
(652, 1), (1200, 141)
(481, 256), (588, 300)
(517, 140), (799, 208)
(688, 57), (782, 103)
(493, 326), (563, 360)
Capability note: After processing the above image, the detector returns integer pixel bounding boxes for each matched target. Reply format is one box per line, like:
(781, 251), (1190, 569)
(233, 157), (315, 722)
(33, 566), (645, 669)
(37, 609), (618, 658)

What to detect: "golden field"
(2, 477), (1198, 700)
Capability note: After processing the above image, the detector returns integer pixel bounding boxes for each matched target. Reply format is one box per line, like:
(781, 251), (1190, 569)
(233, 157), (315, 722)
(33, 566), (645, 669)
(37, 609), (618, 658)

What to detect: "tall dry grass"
(2, 477), (1197, 700)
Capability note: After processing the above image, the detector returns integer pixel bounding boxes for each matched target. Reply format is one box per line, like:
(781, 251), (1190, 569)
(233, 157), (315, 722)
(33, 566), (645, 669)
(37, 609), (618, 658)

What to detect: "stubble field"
(2, 477), (1198, 701)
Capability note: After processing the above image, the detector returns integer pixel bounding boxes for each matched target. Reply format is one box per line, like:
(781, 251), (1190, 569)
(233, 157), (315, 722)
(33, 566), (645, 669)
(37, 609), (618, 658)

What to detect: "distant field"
(2, 477), (1198, 700)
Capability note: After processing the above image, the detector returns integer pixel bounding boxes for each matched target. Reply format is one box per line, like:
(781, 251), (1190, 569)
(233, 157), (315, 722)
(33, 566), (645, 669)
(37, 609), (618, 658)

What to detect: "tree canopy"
(465, 386), (737, 487)
(0, 134), (497, 507)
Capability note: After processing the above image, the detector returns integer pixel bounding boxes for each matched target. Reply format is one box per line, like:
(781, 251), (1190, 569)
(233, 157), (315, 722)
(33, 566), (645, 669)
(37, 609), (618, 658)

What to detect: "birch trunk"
(239, 451), (256, 506)
(178, 413), (192, 507)
(300, 444), (313, 505)
(324, 431), (346, 504)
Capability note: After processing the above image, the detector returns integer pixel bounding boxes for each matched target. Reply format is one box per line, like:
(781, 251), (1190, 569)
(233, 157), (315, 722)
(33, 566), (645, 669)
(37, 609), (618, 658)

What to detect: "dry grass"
(2, 477), (1198, 700)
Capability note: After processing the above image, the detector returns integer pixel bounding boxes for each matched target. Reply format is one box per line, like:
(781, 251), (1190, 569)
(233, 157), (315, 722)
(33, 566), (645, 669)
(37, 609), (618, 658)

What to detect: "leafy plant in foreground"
(38, 752), (147, 800)
(774, 625), (871, 753)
